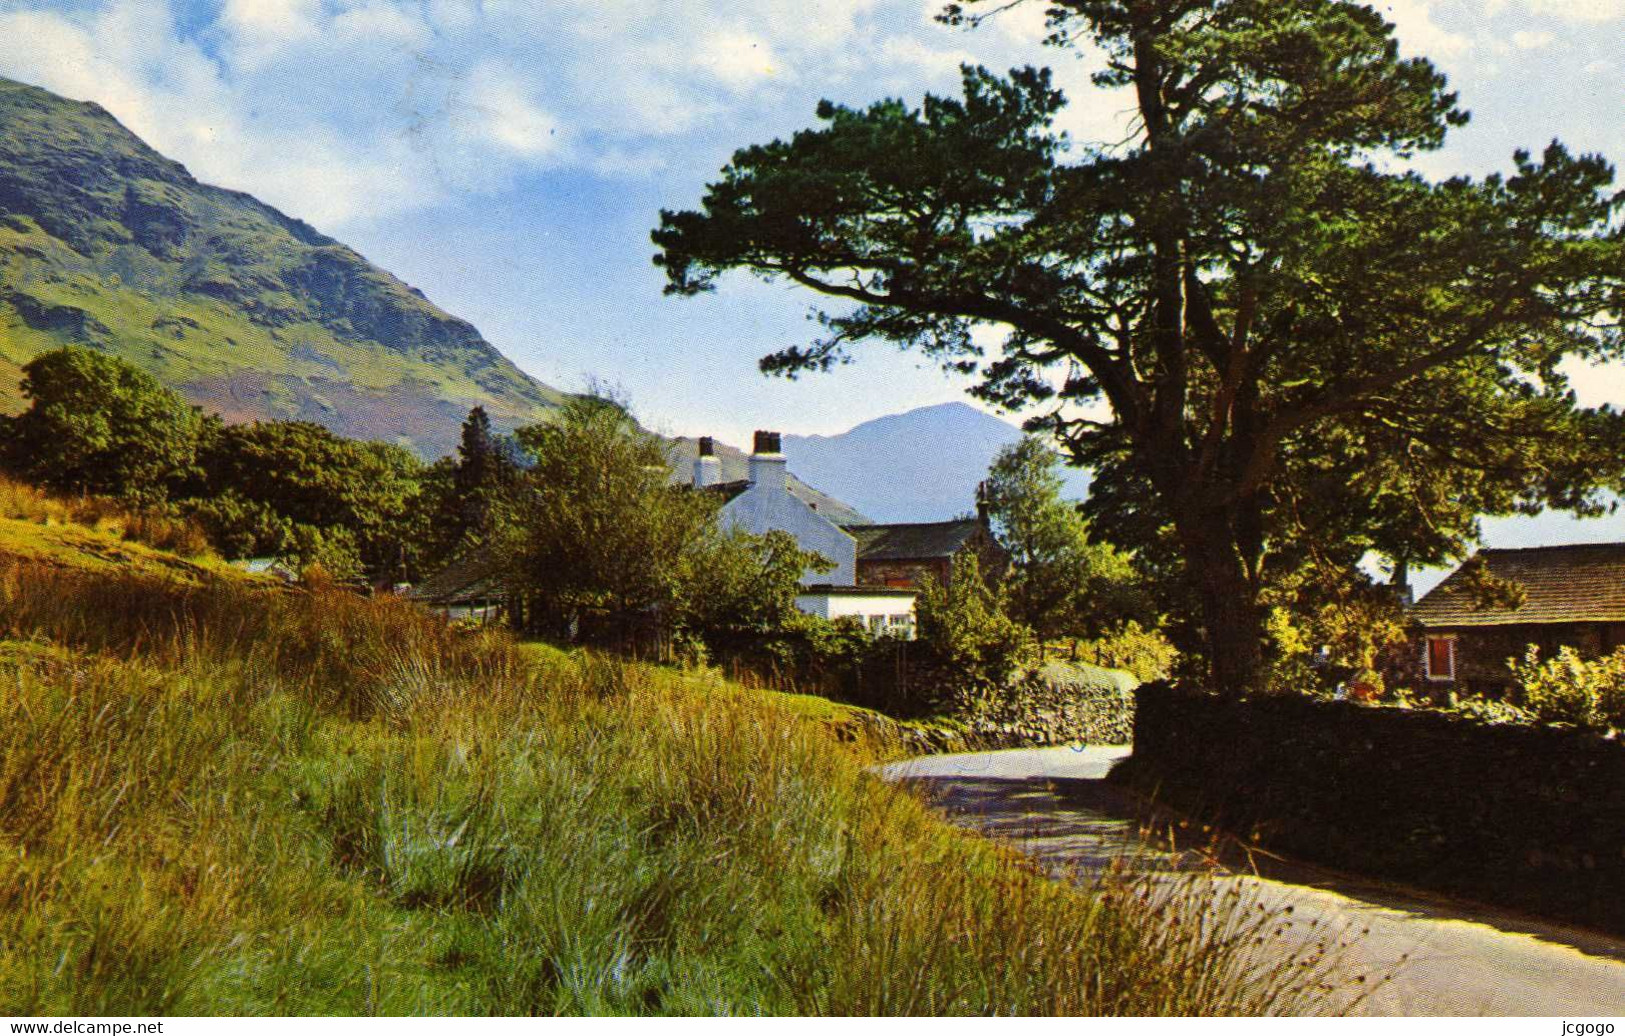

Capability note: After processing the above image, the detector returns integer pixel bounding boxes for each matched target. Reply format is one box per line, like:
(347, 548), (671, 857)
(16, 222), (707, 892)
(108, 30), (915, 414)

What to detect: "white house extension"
(794, 585), (919, 639)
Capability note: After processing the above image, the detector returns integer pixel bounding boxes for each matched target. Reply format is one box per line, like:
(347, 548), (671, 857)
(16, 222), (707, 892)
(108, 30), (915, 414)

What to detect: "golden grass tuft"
(0, 476), (212, 558)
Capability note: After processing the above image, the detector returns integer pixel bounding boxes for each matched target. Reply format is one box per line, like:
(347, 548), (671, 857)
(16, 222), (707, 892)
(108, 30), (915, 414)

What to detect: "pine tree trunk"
(1179, 514), (1265, 697)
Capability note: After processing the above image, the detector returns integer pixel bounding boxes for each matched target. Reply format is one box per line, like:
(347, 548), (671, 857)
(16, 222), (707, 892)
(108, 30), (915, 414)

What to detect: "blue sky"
(1, 0), (1623, 565)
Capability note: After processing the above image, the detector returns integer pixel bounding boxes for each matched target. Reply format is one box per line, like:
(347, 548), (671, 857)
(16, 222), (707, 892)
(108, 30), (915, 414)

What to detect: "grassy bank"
(0, 519), (1352, 1014)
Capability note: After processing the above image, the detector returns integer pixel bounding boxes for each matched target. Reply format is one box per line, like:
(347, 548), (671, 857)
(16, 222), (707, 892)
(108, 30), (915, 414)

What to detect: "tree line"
(0, 344), (1164, 709)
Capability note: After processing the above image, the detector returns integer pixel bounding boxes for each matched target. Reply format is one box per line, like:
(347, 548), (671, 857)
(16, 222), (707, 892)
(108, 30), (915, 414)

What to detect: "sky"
(1, 0), (1623, 571)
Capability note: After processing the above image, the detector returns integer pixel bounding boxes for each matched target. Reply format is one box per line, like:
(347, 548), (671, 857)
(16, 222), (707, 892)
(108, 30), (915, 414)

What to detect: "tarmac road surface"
(881, 746), (1625, 1016)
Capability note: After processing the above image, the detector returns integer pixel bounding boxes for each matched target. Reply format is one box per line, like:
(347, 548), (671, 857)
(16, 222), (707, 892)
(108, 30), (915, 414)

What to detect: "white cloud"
(219, 0), (321, 70)
(331, 3), (434, 49)
(1564, 357), (1625, 410)
(1511, 29), (1555, 48)
(461, 63), (565, 159)
(0, 0), (444, 227)
(1526, 0), (1625, 21)
(1377, 1), (1473, 58)
(694, 29), (784, 90)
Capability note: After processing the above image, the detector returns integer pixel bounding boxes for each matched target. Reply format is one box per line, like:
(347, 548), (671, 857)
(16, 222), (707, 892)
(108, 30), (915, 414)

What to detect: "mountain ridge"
(0, 75), (567, 456)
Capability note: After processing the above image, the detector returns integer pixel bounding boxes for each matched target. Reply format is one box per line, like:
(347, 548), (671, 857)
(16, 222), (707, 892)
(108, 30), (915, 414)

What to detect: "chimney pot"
(748, 430), (787, 493)
(692, 435), (722, 487)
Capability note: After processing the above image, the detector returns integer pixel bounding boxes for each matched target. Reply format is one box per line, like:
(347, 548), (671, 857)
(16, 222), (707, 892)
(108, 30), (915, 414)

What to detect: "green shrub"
(914, 555), (1035, 711)
(1072, 620), (1178, 683)
(1507, 645), (1625, 732)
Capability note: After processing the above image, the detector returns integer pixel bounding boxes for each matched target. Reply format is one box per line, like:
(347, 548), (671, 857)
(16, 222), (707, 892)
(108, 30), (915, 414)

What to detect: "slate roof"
(668, 437), (871, 524)
(406, 548), (508, 605)
(1410, 543), (1625, 628)
(841, 519), (983, 562)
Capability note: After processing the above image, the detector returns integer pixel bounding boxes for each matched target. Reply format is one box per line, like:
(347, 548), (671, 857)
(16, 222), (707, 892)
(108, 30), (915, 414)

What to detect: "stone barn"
(1405, 542), (1625, 695)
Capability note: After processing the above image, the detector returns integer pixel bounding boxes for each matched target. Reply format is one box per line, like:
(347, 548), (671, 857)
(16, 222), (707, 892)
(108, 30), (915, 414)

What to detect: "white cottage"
(694, 431), (914, 637)
(702, 432), (860, 586)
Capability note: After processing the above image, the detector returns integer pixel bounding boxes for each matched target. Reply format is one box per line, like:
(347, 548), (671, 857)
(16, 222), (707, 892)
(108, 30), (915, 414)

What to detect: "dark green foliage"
(0, 345), (203, 502)
(194, 420), (424, 582)
(654, 0), (1625, 696)
(418, 406), (520, 568)
(0, 346), (431, 582)
(984, 435), (1146, 642)
(673, 527), (834, 661)
(453, 406), (511, 501)
(501, 395), (720, 639)
(913, 554), (1034, 709)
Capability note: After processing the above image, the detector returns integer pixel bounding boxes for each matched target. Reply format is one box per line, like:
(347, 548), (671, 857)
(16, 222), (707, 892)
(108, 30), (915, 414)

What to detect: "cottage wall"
(856, 557), (951, 589)
(855, 533), (1008, 591)
(1401, 621), (1625, 696)
(720, 450), (857, 585)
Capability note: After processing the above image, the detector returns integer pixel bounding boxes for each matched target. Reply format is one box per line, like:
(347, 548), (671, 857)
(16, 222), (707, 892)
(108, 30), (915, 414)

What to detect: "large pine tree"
(653, 0), (1625, 694)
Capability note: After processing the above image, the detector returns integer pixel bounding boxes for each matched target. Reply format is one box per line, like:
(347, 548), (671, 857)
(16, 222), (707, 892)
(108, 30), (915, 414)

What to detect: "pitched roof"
(1410, 543), (1625, 628)
(407, 548), (508, 605)
(841, 518), (983, 562)
(705, 475), (874, 523)
(706, 479), (752, 504)
(796, 584), (919, 598)
(667, 437), (871, 524)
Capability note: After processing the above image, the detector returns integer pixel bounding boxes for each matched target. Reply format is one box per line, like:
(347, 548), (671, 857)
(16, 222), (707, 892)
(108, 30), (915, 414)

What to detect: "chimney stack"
(749, 429), (787, 492)
(692, 435), (721, 487)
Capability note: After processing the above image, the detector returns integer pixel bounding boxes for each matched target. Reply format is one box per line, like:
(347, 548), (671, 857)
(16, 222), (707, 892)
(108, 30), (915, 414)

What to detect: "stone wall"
(839, 647), (1137, 747)
(963, 661), (1138, 746)
(856, 557), (951, 590)
(1118, 684), (1625, 934)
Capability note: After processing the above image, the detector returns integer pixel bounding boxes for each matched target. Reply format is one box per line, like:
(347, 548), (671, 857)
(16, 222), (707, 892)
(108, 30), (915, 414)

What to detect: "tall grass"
(0, 475), (211, 557)
(0, 558), (1358, 1015)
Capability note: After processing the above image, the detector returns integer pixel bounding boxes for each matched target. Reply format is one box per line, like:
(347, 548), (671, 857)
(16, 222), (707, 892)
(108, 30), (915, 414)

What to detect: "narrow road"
(881, 746), (1625, 1017)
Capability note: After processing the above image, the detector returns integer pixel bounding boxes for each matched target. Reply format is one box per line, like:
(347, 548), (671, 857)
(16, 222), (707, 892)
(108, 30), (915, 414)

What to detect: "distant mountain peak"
(780, 401), (1088, 523)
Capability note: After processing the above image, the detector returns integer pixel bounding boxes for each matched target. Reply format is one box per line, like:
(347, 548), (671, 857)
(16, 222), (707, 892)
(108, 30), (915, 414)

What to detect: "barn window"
(1424, 636), (1456, 682)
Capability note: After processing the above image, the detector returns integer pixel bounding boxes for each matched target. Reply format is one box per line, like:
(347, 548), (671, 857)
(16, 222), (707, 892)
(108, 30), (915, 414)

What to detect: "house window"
(1424, 635), (1456, 682)
(868, 615), (886, 635)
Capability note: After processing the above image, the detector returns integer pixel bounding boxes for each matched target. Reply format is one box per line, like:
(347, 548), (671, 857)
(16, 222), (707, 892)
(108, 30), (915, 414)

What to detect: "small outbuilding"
(794, 584), (920, 639)
(405, 550), (508, 624)
(1406, 542), (1625, 694)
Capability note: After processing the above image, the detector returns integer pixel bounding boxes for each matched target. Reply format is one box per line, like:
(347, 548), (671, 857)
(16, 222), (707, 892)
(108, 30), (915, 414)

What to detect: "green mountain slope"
(0, 76), (567, 456)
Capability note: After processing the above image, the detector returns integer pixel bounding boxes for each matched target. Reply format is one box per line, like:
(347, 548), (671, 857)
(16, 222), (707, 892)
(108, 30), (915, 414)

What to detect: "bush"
(913, 555), (1034, 713)
(1507, 645), (1625, 732)
(1071, 620), (1178, 683)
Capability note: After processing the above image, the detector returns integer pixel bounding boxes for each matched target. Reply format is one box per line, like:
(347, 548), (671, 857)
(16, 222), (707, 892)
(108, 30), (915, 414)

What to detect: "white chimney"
(692, 436), (721, 487)
(748, 430), (787, 493)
